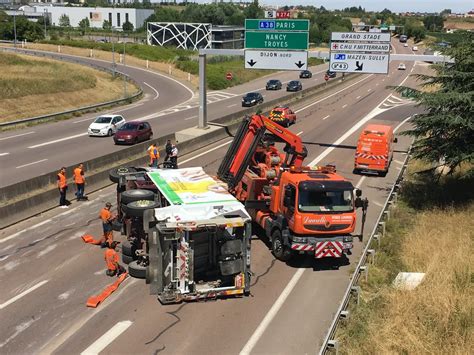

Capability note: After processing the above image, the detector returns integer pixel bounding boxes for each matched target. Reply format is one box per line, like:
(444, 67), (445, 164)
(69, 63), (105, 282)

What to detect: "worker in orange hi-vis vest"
(147, 143), (159, 168)
(57, 167), (68, 208)
(73, 163), (87, 201)
(98, 202), (116, 248)
(105, 241), (125, 277)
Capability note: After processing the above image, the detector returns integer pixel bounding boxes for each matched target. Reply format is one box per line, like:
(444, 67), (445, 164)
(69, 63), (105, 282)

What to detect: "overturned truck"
(110, 166), (252, 304)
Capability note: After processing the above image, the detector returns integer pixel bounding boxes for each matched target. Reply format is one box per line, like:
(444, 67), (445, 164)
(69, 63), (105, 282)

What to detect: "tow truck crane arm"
(218, 114), (307, 189)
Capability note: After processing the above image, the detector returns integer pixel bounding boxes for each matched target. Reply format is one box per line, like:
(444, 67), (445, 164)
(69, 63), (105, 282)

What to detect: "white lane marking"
(73, 116), (96, 123)
(180, 140), (232, 165)
(394, 159), (404, 165)
(322, 115), (330, 120)
(58, 289), (74, 301)
(342, 104), (347, 108)
(0, 131), (35, 141)
(143, 82), (160, 100)
(393, 115), (412, 133)
(1, 260), (19, 271)
(28, 133), (88, 149)
(0, 153), (9, 156)
(296, 131), (303, 136)
(375, 83), (379, 86)
(356, 96), (361, 99)
(372, 200), (383, 207)
(184, 116), (197, 121)
(240, 269), (305, 355)
(295, 75), (373, 113)
(15, 159), (48, 169)
(367, 89), (372, 92)
(81, 320), (133, 355)
(1, 219), (52, 244)
(0, 319), (36, 348)
(227, 104), (238, 108)
(37, 244), (57, 258)
(0, 280), (49, 310)
(355, 176), (366, 189)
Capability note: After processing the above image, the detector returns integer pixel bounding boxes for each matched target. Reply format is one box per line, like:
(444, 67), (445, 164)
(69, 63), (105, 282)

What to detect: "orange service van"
(354, 124), (397, 176)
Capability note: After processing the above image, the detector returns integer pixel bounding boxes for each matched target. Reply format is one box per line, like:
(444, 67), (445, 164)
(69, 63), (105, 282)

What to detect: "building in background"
(147, 22), (244, 50)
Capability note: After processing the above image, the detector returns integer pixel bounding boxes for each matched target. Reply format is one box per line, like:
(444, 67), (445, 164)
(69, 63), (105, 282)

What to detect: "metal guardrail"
(0, 47), (143, 128)
(319, 145), (413, 355)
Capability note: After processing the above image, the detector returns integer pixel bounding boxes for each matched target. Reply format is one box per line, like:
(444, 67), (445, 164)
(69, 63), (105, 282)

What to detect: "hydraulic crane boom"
(218, 114), (307, 189)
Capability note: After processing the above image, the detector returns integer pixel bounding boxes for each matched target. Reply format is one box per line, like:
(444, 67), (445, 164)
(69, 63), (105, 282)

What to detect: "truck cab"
(111, 166), (252, 304)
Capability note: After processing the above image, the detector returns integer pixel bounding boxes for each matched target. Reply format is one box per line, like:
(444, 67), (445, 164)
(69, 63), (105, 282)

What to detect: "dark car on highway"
(114, 121), (153, 145)
(242, 92), (264, 107)
(286, 80), (302, 92)
(326, 70), (337, 78)
(299, 70), (312, 79)
(266, 79), (282, 90)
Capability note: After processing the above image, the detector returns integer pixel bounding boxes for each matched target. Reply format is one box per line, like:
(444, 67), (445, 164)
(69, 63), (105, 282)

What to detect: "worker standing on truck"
(99, 202), (115, 247)
(73, 163), (87, 201)
(57, 167), (68, 208)
(105, 241), (125, 277)
(147, 143), (159, 168)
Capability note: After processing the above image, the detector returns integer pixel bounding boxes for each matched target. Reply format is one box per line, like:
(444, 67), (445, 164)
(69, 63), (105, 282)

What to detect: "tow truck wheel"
(122, 253), (134, 265)
(271, 230), (293, 262)
(128, 261), (146, 279)
(125, 200), (160, 217)
(220, 240), (242, 256)
(219, 258), (243, 276)
(120, 189), (155, 205)
(109, 167), (137, 183)
(121, 240), (136, 257)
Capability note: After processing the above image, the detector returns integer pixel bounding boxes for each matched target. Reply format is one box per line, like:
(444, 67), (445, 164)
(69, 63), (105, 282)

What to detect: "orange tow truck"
(218, 114), (368, 261)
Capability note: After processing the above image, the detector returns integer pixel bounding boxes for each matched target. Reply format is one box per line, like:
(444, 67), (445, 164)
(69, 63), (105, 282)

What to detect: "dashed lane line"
(322, 115), (330, 120)
(15, 159), (48, 169)
(27, 133), (88, 149)
(80, 321), (133, 355)
(0, 131), (35, 141)
(0, 153), (9, 156)
(0, 280), (49, 310)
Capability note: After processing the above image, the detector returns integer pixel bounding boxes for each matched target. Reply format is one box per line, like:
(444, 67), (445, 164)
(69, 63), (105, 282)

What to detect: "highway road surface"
(0, 41), (429, 354)
(2, 48), (330, 187)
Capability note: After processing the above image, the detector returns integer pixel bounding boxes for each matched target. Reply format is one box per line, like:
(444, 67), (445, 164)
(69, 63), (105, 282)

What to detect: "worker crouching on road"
(105, 241), (125, 277)
(74, 163), (87, 201)
(98, 202), (116, 248)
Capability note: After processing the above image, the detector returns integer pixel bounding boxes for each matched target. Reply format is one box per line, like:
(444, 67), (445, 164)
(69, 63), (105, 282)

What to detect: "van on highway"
(354, 124), (397, 176)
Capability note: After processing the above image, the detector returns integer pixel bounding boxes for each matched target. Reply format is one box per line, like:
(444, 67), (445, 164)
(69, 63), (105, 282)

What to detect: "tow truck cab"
(113, 167), (252, 304)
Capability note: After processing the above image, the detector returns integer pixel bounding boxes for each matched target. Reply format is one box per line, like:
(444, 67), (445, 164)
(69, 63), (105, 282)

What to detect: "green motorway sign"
(245, 31), (309, 50)
(245, 19), (310, 32)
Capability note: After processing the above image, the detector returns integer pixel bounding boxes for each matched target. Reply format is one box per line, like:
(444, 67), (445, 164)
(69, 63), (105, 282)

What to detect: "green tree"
(58, 14), (70, 28)
(244, 0), (263, 19)
(78, 17), (90, 35)
(102, 19), (111, 30)
(423, 15), (445, 32)
(122, 20), (134, 32)
(394, 32), (474, 174)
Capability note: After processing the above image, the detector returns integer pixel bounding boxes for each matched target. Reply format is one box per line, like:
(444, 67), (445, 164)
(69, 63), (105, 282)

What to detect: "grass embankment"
(0, 52), (138, 123)
(39, 39), (324, 90)
(337, 160), (474, 354)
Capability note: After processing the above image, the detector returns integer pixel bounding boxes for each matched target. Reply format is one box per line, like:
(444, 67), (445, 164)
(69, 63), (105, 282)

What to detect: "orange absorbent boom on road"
(86, 273), (128, 308)
(82, 234), (101, 244)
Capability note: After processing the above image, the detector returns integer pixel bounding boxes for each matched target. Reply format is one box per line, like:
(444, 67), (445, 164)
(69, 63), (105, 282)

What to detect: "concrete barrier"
(0, 73), (357, 230)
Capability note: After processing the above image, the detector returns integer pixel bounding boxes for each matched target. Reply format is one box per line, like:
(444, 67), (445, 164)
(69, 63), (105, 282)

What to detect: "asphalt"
(2, 48), (339, 187)
(0, 42), (427, 354)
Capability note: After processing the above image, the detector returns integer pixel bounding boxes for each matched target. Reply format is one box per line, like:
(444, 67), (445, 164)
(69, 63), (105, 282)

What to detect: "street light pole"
(13, 12), (17, 48)
(44, 9), (47, 39)
(111, 2), (116, 76)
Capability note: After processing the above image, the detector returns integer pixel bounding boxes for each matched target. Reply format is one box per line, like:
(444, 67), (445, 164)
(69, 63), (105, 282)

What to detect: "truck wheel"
(121, 240), (135, 257)
(120, 189), (155, 205)
(219, 258), (243, 276)
(109, 167), (136, 183)
(122, 253), (134, 265)
(128, 261), (146, 279)
(271, 230), (293, 262)
(125, 200), (160, 217)
(220, 240), (242, 256)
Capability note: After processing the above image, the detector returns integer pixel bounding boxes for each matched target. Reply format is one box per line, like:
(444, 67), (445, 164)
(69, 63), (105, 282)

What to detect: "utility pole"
(123, 40), (127, 98)
(13, 12), (17, 48)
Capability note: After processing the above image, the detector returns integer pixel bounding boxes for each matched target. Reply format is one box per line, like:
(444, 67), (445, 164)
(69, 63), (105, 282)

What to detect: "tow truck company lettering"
(303, 215), (353, 224)
(265, 33), (288, 48)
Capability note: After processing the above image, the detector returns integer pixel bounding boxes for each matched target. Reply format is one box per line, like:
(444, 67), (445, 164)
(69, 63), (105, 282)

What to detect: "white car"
(412, 46), (418, 51)
(398, 63), (406, 70)
(404, 43), (408, 47)
(88, 115), (126, 137)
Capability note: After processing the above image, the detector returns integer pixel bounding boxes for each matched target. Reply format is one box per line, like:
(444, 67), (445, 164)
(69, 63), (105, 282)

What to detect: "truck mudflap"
(290, 238), (353, 258)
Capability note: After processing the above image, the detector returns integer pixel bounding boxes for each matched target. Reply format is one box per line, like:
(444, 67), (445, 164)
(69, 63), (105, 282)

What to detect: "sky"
(194, 1), (473, 13)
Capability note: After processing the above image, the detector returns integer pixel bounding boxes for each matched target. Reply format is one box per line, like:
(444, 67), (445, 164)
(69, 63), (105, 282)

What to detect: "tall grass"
(337, 161), (474, 354)
(0, 52), (96, 99)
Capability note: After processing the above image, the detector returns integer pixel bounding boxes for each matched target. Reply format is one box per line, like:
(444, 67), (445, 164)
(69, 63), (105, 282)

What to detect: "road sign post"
(329, 32), (390, 74)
